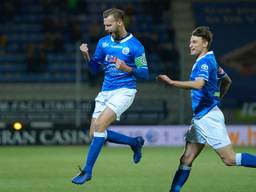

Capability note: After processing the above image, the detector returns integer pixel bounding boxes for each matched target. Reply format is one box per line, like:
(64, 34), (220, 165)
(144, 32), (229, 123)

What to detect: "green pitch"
(0, 146), (255, 192)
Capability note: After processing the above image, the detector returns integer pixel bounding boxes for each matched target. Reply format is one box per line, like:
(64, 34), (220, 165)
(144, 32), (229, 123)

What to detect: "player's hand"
(115, 59), (132, 73)
(80, 43), (90, 60)
(156, 75), (174, 86)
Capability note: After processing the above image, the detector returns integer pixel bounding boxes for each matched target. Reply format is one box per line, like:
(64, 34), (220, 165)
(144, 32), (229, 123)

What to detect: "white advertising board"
(108, 125), (256, 146)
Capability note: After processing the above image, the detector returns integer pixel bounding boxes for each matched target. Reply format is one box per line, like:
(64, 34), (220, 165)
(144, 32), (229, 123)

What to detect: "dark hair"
(192, 26), (213, 49)
(103, 8), (125, 21)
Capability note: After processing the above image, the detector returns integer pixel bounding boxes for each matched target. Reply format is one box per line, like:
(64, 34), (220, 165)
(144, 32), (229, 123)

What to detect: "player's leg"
(169, 142), (205, 192)
(105, 129), (144, 163)
(201, 106), (256, 168)
(215, 144), (236, 166)
(169, 118), (207, 192)
(89, 118), (96, 138)
(216, 143), (256, 167)
(104, 88), (144, 163)
(72, 107), (116, 185)
(84, 107), (116, 171)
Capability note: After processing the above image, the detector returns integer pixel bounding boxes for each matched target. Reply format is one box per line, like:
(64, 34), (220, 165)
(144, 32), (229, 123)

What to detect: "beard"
(109, 30), (121, 41)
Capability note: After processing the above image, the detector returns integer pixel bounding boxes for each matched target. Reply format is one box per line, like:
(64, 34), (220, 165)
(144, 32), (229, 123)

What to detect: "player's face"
(104, 15), (121, 39)
(189, 35), (208, 56)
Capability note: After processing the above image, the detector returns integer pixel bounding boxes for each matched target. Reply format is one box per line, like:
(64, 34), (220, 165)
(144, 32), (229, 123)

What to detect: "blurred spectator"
(26, 43), (47, 73)
(0, 34), (8, 55)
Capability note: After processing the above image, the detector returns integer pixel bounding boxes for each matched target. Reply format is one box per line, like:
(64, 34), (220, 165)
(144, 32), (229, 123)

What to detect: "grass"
(0, 146), (255, 192)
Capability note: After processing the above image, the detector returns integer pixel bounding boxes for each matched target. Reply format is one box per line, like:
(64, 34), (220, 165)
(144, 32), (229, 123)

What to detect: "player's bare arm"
(173, 77), (205, 89)
(157, 75), (205, 90)
(80, 43), (91, 61)
(156, 75), (175, 86)
(220, 74), (232, 99)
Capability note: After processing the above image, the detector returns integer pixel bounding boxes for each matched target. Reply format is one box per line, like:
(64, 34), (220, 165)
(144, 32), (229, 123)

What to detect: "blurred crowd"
(0, 0), (180, 82)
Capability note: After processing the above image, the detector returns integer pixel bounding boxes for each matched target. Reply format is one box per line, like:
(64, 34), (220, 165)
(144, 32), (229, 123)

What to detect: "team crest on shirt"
(122, 47), (130, 55)
(201, 64), (208, 71)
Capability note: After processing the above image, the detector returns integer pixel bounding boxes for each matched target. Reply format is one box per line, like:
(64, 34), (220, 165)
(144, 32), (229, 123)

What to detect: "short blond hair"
(103, 8), (125, 21)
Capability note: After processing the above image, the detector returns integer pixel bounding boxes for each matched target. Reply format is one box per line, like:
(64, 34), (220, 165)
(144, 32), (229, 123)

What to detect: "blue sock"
(106, 129), (136, 146)
(170, 165), (191, 192)
(236, 153), (256, 167)
(84, 132), (105, 174)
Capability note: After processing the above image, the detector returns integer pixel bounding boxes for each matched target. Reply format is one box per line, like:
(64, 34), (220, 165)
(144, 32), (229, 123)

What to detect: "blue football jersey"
(190, 51), (221, 119)
(88, 34), (149, 91)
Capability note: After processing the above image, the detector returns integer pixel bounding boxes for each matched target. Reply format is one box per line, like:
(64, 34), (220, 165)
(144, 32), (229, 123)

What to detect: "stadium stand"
(0, 0), (181, 126)
(0, 0), (179, 83)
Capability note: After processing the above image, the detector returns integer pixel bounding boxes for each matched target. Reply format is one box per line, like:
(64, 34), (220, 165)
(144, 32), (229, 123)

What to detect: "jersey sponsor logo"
(110, 45), (122, 48)
(135, 53), (147, 67)
(122, 47), (130, 55)
(106, 64), (125, 76)
(200, 64), (208, 72)
(102, 42), (109, 48)
(105, 55), (117, 63)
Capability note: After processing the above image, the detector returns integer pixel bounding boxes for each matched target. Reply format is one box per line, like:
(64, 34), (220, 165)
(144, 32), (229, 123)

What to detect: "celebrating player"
(72, 8), (149, 185)
(157, 26), (256, 192)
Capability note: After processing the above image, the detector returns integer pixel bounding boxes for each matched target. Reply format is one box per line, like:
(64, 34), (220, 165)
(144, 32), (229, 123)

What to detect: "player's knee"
(93, 119), (106, 132)
(93, 120), (101, 132)
(180, 154), (194, 165)
(89, 131), (94, 138)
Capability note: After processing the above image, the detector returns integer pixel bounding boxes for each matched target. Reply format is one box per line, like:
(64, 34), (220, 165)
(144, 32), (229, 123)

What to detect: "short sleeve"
(134, 43), (148, 68)
(196, 61), (209, 81)
(217, 66), (226, 79)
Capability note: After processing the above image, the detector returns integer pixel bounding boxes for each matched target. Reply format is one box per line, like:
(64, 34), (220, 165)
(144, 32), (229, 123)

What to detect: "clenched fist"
(80, 43), (90, 60)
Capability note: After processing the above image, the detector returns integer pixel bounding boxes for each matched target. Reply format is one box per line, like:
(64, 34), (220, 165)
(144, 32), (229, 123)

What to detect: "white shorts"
(185, 106), (231, 149)
(92, 88), (137, 121)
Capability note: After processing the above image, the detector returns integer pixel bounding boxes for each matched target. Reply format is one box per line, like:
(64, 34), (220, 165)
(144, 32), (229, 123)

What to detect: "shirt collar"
(196, 51), (214, 62)
(110, 33), (133, 43)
